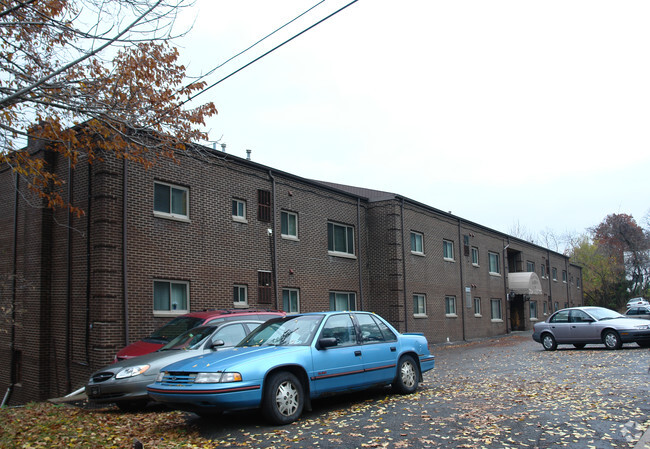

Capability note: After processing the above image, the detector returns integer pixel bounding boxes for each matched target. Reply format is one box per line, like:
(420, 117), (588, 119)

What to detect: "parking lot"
(191, 332), (650, 448)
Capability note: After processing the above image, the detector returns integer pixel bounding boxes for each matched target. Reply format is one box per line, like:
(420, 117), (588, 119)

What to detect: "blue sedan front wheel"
(263, 372), (304, 425)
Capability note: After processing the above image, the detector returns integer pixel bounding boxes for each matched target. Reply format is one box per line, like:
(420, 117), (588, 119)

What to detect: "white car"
(627, 297), (649, 308)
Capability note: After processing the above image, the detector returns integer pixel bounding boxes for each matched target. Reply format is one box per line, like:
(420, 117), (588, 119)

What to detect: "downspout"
(546, 250), (553, 310)
(565, 258), (570, 306)
(356, 198), (363, 310)
(268, 170), (279, 310)
(457, 219), (466, 341)
(400, 199), (408, 332)
(503, 238), (510, 334)
(66, 160), (73, 393)
(123, 159), (129, 346)
(85, 163), (92, 365)
(3, 172), (20, 407)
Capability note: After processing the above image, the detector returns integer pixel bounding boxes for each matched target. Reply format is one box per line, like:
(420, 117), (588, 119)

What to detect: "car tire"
(392, 355), (419, 394)
(541, 333), (557, 351)
(603, 330), (622, 350)
(116, 400), (148, 412)
(573, 344), (586, 349)
(262, 371), (304, 425)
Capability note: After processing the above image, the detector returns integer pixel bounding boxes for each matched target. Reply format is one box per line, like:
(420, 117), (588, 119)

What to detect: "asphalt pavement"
(191, 331), (650, 449)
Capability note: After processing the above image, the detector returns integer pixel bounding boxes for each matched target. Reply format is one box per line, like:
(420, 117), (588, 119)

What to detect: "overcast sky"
(174, 0), (650, 242)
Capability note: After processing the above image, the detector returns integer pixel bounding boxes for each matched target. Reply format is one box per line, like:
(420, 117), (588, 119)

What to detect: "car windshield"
(238, 315), (323, 347)
(159, 326), (217, 351)
(587, 308), (623, 321)
(146, 316), (205, 343)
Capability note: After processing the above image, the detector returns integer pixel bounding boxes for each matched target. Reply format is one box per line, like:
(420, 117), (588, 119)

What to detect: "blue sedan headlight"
(115, 365), (150, 379)
(195, 372), (242, 383)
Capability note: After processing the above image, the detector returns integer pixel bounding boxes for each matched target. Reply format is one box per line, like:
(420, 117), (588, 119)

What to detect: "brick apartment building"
(0, 136), (582, 404)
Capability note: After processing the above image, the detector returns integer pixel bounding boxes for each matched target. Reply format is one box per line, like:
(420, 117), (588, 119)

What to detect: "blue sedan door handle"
(390, 347), (396, 352)
(355, 351), (362, 357)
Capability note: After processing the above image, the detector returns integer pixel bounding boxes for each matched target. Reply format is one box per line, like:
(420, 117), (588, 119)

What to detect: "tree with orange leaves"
(1, 0), (217, 215)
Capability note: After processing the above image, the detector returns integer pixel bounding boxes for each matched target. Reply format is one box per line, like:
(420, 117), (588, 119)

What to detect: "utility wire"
(180, 0), (359, 107)
(194, 0), (328, 84)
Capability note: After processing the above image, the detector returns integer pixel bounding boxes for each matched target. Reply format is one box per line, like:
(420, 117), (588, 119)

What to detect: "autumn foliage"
(1, 0), (217, 215)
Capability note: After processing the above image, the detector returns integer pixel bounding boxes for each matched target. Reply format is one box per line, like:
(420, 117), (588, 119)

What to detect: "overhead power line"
(181, 0), (359, 107)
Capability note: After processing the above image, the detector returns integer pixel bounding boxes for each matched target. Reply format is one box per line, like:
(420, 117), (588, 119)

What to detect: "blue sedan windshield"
(239, 315), (323, 347)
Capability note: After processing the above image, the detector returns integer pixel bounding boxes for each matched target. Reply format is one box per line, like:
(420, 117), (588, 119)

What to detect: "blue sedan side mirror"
(317, 337), (338, 350)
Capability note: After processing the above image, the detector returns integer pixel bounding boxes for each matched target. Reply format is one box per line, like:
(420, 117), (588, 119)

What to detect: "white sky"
(174, 0), (650, 242)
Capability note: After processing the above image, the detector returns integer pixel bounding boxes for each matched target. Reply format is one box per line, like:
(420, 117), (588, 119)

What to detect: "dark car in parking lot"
(532, 306), (650, 351)
(114, 309), (284, 361)
(87, 320), (266, 411)
(625, 305), (650, 320)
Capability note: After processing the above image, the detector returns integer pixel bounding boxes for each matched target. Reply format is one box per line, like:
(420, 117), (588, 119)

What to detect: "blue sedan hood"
(160, 345), (305, 373)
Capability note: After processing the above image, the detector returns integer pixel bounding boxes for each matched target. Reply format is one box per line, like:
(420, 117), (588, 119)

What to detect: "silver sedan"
(86, 320), (263, 411)
(532, 306), (650, 351)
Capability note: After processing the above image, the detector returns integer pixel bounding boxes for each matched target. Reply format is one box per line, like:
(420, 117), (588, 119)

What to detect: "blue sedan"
(147, 311), (435, 424)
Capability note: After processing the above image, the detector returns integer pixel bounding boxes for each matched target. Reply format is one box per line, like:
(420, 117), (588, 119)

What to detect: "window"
(154, 182), (188, 219)
(543, 301), (548, 315)
(258, 271), (273, 304)
(232, 199), (246, 222)
(283, 288), (300, 313)
(490, 299), (502, 321)
(154, 280), (188, 314)
(320, 314), (357, 347)
(526, 261), (535, 272)
(552, 267), (558, 281)
(257, 189), (271, 222)
(281, 211), (298, 239)
(328, 222), (355, 256)
(215, 324), (248, 346)
(541, 264), (547, 279)
(488, 252), (500, 275)
(233, 284), (248, 308)
(411, 232), (424, 255)
(445, 296), (457, 316)
(413, 294), (426, 317)
(530, 301), (538, 319)
(443, 240), (454, 261)
(329, 291), (356, 311)
(471, 247), (479, 266)
(474, 297), (481, 316)
(356, 313), (396, 343)
(562, 270), (567, 283)
(577, 277), (581, 289)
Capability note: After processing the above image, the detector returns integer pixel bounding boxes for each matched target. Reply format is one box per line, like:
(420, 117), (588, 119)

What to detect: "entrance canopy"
(508, 272), (543, 295)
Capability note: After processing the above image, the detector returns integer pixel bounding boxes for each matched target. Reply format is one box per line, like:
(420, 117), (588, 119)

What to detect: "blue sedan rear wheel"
(392, 355), (419, 394)
(263, 372), (304, 425)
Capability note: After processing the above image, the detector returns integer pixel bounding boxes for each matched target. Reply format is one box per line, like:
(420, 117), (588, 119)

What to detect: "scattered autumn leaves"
(1, 335), (649, 448)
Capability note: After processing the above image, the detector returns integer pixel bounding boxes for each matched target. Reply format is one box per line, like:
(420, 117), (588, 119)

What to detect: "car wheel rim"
(543, 336), (553, 349)
(605, 334), (617, 348)
(275, 380), (299, 417)
(401, 361), (416, 388)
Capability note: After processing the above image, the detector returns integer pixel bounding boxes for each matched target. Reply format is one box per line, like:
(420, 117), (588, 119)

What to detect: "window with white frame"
(471, 247), (479, 266)
(329, 291), (356, 311)
(233, 284), (248, 308)
(281, 211), (298, 239)
(490, 299), (502, 321)
(562, 270), (567, 283)
(530, 301), (538, 319)
(488, 252), (500, 275)
(328, 222), (355, 256)
(411, 232), (424, 255)
(413, 294), (426, 316)
(283, 288), (300, 313)
(445, 296), (457, 316)
(552, 267), (558, 281)
(474, 297), (481, 316)
(443, 240), (454, 261)
(232, 199), (246, 222)
(527, 261), (535, 272)
(541, 264), (547, 279)
(154, 280), (188, 314)
(543, 301), (548, 315)
(154, 182), (189, 220)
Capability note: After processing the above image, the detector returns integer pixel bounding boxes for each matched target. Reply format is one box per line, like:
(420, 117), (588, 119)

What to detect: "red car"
(114, 309), (284, 361)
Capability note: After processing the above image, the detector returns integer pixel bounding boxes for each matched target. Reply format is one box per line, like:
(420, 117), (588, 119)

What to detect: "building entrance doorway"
(509, 295), (526, 331)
